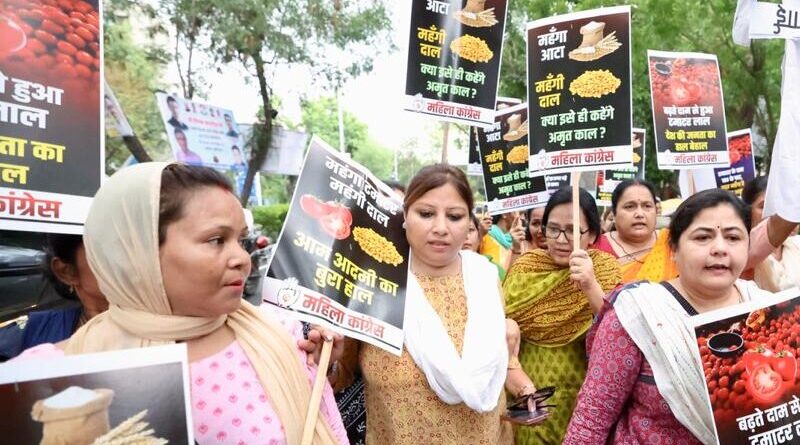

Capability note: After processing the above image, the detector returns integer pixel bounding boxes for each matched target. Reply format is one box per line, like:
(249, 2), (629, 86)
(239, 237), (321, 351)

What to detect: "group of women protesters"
(9, 159), (800, 445)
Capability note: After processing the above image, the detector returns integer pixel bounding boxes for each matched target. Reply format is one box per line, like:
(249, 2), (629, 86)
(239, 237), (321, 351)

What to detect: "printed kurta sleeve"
(563, 308), (642, 445)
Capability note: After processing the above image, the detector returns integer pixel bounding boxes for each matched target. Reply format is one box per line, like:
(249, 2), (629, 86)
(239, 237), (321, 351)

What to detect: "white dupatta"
(613, 280), (767, 445)
(403, 250), (508, 413)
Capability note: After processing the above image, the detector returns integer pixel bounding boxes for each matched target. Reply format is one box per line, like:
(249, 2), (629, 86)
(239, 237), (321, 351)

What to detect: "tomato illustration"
(746, 364), (784, 405)
(0, 15), (26, 55)
(299, 194), (334, 219)
(669, 78), (701, 106)
(743, 345), (774, 375)
(319, 205), (353, 240)
(771, 350), (797, 382)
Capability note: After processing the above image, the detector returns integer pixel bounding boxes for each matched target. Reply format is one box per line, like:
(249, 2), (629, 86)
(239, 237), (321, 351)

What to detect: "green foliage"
(159, 0), (394, 202)
(259, 174), (291, 205)
(500, 0), (784, 194)
(300, 96), (394, 179)
(103, 2), (172, 173)
(251, 203), (290, 240)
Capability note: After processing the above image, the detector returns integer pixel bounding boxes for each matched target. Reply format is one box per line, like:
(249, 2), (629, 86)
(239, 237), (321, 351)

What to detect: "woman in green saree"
(503, 187), (621, 445)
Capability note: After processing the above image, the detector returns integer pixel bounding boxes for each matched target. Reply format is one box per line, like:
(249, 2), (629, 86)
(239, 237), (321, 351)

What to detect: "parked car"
(0, 231), (66, 323)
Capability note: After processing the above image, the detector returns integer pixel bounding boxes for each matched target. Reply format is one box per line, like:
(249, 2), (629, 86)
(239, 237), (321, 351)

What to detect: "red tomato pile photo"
(0, 0), (99, 95)
(649, 58), (721, 107)
(697, 303), (800, 429)
(299, 194), (353, 240)
(728, 133), (752, 165)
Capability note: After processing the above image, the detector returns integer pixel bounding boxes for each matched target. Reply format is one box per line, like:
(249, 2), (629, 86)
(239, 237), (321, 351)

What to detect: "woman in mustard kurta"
(504, 187), (620, 445)
(337, 164), (512, 445)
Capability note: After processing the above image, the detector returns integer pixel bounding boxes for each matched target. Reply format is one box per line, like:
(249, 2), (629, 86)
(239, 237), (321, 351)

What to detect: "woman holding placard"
(594, 179), (679, 284)
(502, 187), (621, 445)
(336, 164), (526, 444)
(564, 189), (772, 445)
(17, 163), (348, 445)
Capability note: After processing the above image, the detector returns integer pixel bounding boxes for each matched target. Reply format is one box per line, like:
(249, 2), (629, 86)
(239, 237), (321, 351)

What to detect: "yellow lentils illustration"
(353, 227), (404, 266)
(506, 145), (529, 164)
(569, 70), (621, 98)
(450, 35), (494, 63)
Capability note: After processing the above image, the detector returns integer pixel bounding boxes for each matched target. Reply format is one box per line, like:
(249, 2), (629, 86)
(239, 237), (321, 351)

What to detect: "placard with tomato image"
(0, 0), (102, 234)
(263, 137), (409, 355)
(648, 50), (730, 170)
(693, 290), (800, 445)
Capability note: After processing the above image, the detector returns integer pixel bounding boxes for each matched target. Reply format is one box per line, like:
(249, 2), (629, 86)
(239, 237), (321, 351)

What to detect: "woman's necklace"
(609, 232), (655, 264)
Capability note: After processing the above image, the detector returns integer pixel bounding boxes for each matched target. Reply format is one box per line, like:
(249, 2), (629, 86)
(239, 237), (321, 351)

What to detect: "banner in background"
(692, 290), (800, 445)
(155, 93), (245, 170)
(264, 137), (409, 355)
(0, 0), (102, 234)
(648, 50), (730, 169)
(404, 0), (509, 125)
(526, 5), (633, 176)
(595, 128), (646, 206)
(103, 80), (133, 137)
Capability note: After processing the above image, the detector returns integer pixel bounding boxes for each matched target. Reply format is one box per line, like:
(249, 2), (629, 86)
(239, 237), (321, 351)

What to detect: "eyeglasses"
(544, 225), (590, 241)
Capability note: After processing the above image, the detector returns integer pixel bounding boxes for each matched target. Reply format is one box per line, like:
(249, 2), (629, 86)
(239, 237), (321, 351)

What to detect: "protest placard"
(749, 1), (800, 40)
(678, 129), (756, 199)
(263, 137), (409, 355)
(0, 0), (102, 234)
(404, 0), (509, 125)
(478, 103), (552, 214)
(649, 50), (730, 169)
(0, 344), (193, 444)
(595, 128), (646, 206)
(526, 5), (633, 176)
(468, 97), (521, 175)
(693, 290), (800, 445)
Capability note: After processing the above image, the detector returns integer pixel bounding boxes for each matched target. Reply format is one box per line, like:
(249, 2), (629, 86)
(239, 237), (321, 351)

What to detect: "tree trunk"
(239, 51), (273, 205)
(122, 135), (153, 162)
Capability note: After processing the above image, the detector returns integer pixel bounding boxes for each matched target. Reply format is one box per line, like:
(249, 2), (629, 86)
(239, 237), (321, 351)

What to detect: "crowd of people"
(7, 161), (800, 445)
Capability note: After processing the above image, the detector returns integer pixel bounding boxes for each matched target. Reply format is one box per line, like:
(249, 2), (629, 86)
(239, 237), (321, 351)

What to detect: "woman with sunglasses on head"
(565, 189), (777, 445)
(502, 187), (621, 445)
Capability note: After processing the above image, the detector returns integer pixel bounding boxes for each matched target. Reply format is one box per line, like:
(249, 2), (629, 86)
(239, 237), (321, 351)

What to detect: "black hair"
(166, 96), (177, 104)
(42, 234), (84, 300)
(384, 179), (406, 194)
(469, 214), (481, 234)
(668, 188), (751, 250)
(231, 145), (240, 152)
(742, 175), (768, 205)
(542, 187), (601, 243)
(404, 164), (473, 213)
(611, 179), (657, 214)
(159, 164), (234, 244)
(525, 206), (544, 242)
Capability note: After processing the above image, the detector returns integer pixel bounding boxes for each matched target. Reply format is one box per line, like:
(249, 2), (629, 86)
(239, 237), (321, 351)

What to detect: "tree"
(500, 0), (784, 192)
(104, 0), (173, 173)
(300, 96), (394, 179)
(161, 0), (394, 205)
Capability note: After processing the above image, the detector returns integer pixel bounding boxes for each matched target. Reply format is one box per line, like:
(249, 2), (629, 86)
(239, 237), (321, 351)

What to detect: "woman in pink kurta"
(19, 305), (348, 445)
(18, 163), (347, 445)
